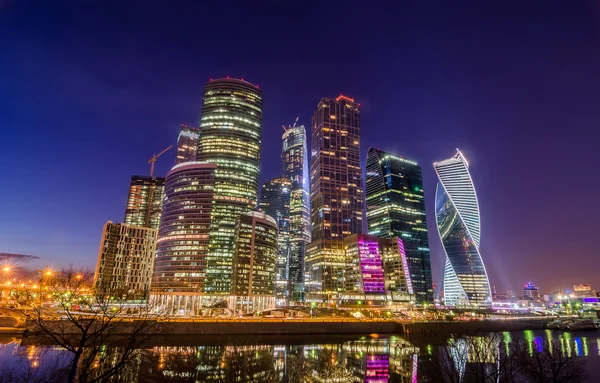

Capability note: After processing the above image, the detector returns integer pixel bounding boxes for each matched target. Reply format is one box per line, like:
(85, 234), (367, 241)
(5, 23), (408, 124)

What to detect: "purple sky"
(1, 1), (599, 294)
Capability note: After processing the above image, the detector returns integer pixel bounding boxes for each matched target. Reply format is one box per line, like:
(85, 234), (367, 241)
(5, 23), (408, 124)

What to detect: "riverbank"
(0, 317), (552, 337)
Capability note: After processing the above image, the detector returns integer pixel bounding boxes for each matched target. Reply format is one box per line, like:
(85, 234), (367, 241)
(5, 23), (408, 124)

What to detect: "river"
(0, 329), (598, 382)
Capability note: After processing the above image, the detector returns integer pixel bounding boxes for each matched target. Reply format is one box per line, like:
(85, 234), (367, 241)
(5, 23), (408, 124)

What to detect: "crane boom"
(148, 145), (173, 177)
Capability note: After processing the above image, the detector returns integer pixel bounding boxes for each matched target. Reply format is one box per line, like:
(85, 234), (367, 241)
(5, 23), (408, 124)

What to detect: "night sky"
(1, 1), (599, 295)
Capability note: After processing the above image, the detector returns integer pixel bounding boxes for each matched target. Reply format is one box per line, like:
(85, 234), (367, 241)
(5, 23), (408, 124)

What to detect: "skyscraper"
(94, 221), (157, 300)
(259, 177), (291, 300)
(196, 78), (263, 294)
(434, 149), (491, 307)
(365, 148), (433, 304)
(151, 162), (216, 315)
(230, 211), (278, 312)
(343, 234), (385, 301)
(379, 237), (413, 302)
(124, 176), (165, 231)
(176, 125), (200, 164)
(281, 124), (311, 298)
(306, 95), (363, 300)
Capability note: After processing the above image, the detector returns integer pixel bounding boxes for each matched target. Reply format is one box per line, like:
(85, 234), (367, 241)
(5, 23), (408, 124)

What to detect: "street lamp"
(2, 265), (12, 283)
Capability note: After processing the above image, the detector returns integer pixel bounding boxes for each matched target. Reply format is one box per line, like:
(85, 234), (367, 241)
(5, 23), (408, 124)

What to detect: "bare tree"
(419, 333), (587, 383)
(520, 339), (588, 383)
(27, 267), (160, 383)
(284, 351), (315, 383)
(0, 347), (70, 383)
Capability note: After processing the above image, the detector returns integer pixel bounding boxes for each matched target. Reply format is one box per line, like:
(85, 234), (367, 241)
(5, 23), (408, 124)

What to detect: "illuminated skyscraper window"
(281, 124), (311, 299)
(152, 162), (216, 292)
(365, 148), (433, 304)
(94, 221), (157, 300)
(306, 95), (363, 300)
(197, 78), (263, 294)
(259, 177), (291, 301)
(124, 176), (165, 231)
(176, 125), (200, 164)
(231, 211), (278, 313)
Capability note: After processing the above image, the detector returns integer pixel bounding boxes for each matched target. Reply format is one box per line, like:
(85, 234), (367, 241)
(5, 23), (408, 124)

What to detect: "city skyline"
(2, 2), (599, 295)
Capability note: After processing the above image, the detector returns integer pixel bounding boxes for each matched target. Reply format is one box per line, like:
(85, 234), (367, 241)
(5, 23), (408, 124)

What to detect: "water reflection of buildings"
(141, 338), (419, 383)
(147, 344), (280, 382)
(343, 338), (419, 383)
(4, 331), (600, 382)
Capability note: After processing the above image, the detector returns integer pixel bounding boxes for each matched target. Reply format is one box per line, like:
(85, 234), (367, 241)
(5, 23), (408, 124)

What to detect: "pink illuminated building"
(344, 234), (385, 301)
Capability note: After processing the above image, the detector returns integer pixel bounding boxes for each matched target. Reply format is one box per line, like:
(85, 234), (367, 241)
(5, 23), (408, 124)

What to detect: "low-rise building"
(94, 221), (157, 300)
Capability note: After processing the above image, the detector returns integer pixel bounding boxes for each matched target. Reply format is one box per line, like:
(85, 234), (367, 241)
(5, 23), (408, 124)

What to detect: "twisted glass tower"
(434, 150), (491, 307)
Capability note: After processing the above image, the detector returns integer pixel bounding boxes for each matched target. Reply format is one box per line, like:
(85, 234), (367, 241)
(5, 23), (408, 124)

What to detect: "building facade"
(259, 177), (292, 301)
(573, 284), (596, 298)
(196, 78), (263, 294)
(379, 237), (413, 302)
(365, 148), (433, 304)
(124, 176), (165, 231)
(94, 221), (157, 300)
(230, 211), (278, 313)
(434, 149), (491, 307)
(343, 234), (385, 303)
(524, 282), (540, 299)
(176, 125), (200, 164)
(281, 125), (311, 299)
(151, 162), (216, 315)
(306, 95), (363, 301)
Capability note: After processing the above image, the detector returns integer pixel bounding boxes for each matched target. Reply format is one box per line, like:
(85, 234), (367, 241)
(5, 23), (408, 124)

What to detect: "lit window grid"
(94, 222), (157, 300)
(197, 79), (263, 294)
(152, 163), (216, 294)
(365, 148), (433, 303)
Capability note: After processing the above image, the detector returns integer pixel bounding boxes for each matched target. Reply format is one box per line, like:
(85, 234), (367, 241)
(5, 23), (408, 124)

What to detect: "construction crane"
(282, 115), (300, 132)
(148, 145), (173, 177)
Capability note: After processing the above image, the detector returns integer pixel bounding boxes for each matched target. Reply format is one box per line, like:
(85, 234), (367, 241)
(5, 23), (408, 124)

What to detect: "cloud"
(0, 252), (40, 262)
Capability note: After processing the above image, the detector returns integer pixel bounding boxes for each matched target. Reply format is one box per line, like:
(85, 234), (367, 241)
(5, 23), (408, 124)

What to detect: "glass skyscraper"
(434, 149), (491, 307)
(281, 124), (311, 298)
(196, 78), (263, 294)
(231, 211), (278, 312)
(259, 177), (291, 300)
(124, 176), (165, 231)
(151, 162), (216, 315)
(365, 148), (433, 304)
(176, 125), (200, 164)
(306, 95), (363, 300)
(343, 234), (385, 299)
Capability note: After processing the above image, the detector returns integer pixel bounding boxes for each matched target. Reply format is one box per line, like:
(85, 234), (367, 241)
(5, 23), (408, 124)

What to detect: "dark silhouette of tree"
(27, 267), (160, 383)
(0, 348), (70, 383)
(520, 339), (588, 383)
(419, 333), (586, 383)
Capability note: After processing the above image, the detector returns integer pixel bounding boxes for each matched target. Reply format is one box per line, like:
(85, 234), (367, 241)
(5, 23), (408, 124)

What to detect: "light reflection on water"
(0, 330), (599, 382)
